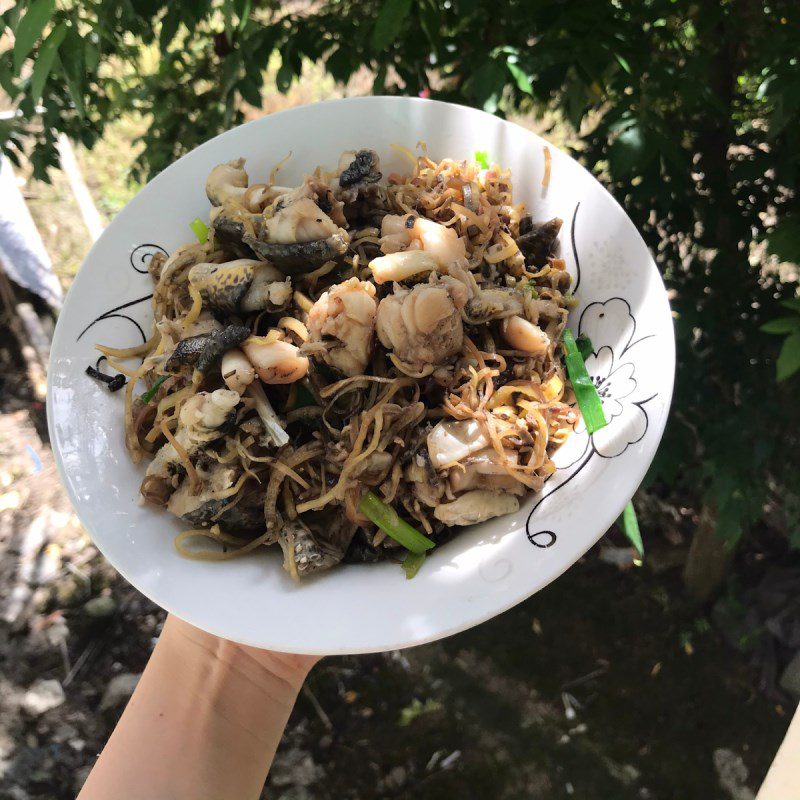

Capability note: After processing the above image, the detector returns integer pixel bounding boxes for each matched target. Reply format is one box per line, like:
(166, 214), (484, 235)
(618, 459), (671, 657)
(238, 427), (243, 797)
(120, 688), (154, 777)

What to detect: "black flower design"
(576, 298), (655, 458)
(525, 297), (658, 545)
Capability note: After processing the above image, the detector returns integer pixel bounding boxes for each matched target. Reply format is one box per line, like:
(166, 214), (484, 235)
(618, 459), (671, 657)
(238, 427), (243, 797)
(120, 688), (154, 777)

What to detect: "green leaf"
(465, 59), (506, 113)
(780, 298), (800, 313)
(562, 77), (589, 129)
(0, 60), (18, 99)
(615, 53), (631, 74)
(4, 5), (22, 31)
(219, 54), (242, 97)
(767, 217), (800, 263)
(29, 21), (65, 104)
(372, 62), (387, 94)
(371, 0), (413, 53)
(0, 118), (14, 148)
(608, 124), (649, 176)
(276, 58), (293, 93)
(238, 75), (262, 107)
(760, 316), (800, 335)
(13, 0), (55, 74)
(244, 52), (265, 83)
(84, 38), (99, 73)
(620, 500), (644, 558)
(776, 331), (800, 381)
(506, 60), (532, 94)
(766, 80), (800, 137)
(398, 697), (441, 725)
(159, 7), (181, 51)
(235, 0), (253, 31)
(223, 0), (235, 43)
(756, 73), (776, 100)
(4, 144), (22, 168)
(58, 27), (85, 118)
(417, 0), (440, 50)
(326, 46), (354, 84)
(715, 499), (744, 543)
(647, 124), (686, 172)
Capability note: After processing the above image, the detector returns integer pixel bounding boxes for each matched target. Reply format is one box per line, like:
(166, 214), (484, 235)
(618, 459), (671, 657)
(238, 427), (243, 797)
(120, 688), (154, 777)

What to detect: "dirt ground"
(0, 332), (792, 800)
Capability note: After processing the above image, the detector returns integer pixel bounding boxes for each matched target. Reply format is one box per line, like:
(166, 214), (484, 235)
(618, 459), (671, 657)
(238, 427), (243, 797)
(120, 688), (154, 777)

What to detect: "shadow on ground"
(278, 560), (788, 800)
(0, 538), (789, 799)
(0, 333), (789, 799)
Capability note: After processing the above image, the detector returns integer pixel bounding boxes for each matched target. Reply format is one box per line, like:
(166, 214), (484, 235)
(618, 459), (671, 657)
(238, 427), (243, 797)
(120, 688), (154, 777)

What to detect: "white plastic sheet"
(0, 155), (63, 309)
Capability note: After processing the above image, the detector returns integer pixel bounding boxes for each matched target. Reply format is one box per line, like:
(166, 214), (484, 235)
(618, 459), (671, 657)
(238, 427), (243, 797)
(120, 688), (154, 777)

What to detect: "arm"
(78, 615), (318, 800)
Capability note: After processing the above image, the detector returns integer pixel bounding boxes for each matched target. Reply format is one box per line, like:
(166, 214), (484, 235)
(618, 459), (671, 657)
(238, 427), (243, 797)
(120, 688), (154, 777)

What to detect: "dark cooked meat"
(339, 149), (382, 188)
(165, 325), (250, 374)
(242, 232), (349, 274)
(211, 215), (257, 258)
(181, 497), (265, 532)
(516, 216), (563, 267)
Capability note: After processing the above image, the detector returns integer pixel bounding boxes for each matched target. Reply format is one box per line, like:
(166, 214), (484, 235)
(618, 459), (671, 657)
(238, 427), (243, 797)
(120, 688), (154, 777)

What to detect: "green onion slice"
(474, 149), (490, 170)
(562, 328), (608, 434)
(141, 374), (168, 404)
(621, 500), (644, 559)
(575, 333), (593, 361)
(189, 217), (209, 244)
(402, 551), (426, 580)
(522, 281), (539, 299)
(358, 491), (435, 555)
(285, 381), (317, 412)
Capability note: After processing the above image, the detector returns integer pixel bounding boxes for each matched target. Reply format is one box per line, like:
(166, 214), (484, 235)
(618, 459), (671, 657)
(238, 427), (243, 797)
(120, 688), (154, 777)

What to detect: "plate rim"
(47, 95), (675, 654)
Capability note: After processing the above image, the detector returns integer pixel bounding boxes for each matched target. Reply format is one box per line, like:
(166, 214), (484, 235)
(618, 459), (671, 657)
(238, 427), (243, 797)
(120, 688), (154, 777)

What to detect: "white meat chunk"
(379, 214), (467, 269)
(263, 197), (340, 244)
(427, 419), (490, 469)
(376, 275), (469, 369)
(433, 490), (520, 526)
(448, 448), (525, 496)
(306, 278), (378, 376)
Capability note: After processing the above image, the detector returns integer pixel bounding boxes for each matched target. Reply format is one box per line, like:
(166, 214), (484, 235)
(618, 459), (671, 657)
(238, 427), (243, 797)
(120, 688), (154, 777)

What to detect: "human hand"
(78, 614), (321, 800)
(165, 613), (321, 693)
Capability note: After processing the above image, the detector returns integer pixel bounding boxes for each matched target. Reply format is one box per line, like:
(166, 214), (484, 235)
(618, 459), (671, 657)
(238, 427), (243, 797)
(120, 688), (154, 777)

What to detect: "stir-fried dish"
(95, 146), (585, 579)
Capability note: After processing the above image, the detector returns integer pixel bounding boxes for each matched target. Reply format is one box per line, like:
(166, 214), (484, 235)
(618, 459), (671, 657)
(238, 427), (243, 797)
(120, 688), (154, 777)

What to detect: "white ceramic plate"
(48, 97), (674, 654)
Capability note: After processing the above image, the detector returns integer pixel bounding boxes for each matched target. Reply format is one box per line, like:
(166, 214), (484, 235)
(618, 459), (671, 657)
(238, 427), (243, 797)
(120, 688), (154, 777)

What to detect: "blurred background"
(0, 1), (799, 798)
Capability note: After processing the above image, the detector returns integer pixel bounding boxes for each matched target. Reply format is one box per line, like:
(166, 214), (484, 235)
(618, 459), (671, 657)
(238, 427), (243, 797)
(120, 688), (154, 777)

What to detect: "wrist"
(159, 615), (316, 703)
(78, 615), (317, 800)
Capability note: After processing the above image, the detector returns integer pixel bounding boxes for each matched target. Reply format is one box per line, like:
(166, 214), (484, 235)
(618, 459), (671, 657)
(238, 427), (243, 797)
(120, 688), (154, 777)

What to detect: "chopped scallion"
(562, 328), (608, 434)
(474, 149), (490, 170)
(575, 333), (593, 361)
(620, 500), (644, 559)
(189, 217), (209, 244)
(141, 374), (168, 404)
(402, 551), (426, 579)
(522, 281), (539, 298)
(358, 491), (435, 555)
(286, 381), (317, 411)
